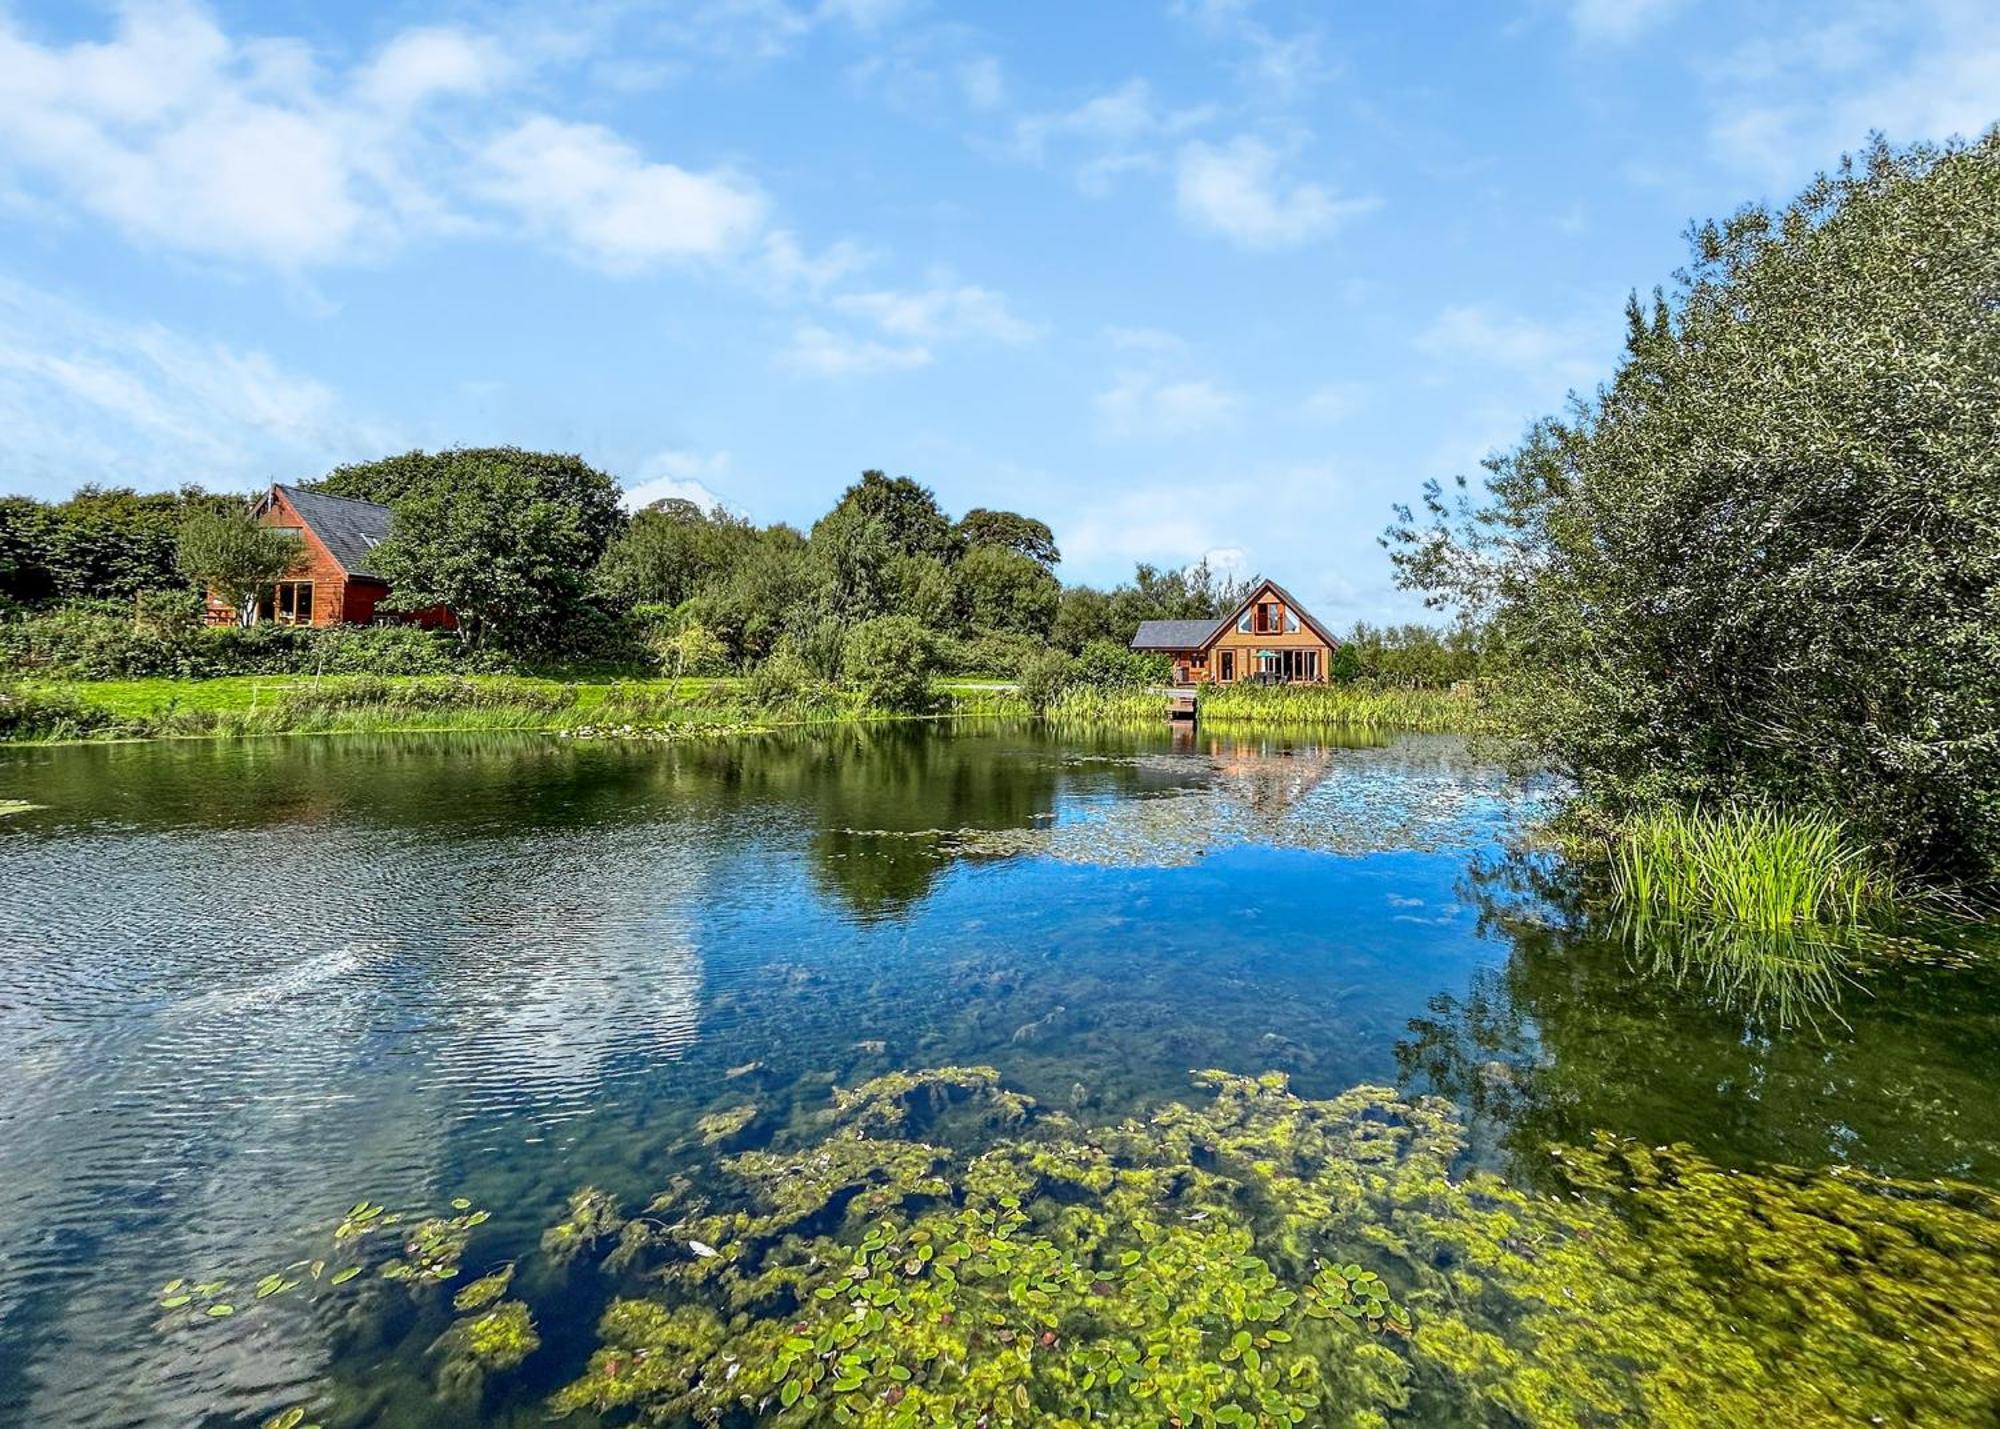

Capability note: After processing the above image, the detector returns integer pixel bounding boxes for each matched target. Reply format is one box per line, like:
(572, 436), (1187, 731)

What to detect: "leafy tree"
(956, 508), (1060, 568)
(685, 526), (813, 665)
(370, 452), (603, 651)
(956, 544), (1060, 636)
(174, 509), (302, 627)
(653, 621), (730, 690)
(1050, 585), (1117, 653)
(2, 486), (240, 606)
(595, 498), (754, 609)
(818, 470), (959, 562)
(888, 552), (958, 628)
(1384, 132), (2000, 883)
(842, 614), (938, 713)
(316, 447), (624, 555)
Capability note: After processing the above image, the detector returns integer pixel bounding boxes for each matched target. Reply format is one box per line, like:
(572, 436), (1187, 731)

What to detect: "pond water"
(1, 724), (1997, 1427)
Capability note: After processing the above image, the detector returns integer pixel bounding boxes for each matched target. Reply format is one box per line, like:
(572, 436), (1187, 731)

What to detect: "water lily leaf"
(329, 1267), (362, 1286)
(206, 1304), (235, 1318)
(451, 1198), (471, 1211)
(263, 1409), (306, 1429)
(158, 1294), (191, 1309)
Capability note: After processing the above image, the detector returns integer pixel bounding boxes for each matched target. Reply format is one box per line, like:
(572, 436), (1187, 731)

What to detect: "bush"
(1330, 644), (1362, 683)
(1073, 639), (1168, 689)
(1016, 647), (1077, 712)
(841, 615), (939, 714)
(938, 630), (1042, 679)
(0, 604), (505, 679)
(0, 682), (121, 740)
(746, 640), (826, 710)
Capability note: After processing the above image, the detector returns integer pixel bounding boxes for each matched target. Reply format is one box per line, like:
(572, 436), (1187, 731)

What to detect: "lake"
(2, 724), (1997, 1427)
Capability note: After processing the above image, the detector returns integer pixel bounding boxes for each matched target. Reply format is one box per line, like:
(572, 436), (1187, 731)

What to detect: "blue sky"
(1, 1), (1995, 623)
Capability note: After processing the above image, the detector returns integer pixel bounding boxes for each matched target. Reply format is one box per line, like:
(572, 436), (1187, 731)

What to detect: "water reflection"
(0, 724), (1995, 1428)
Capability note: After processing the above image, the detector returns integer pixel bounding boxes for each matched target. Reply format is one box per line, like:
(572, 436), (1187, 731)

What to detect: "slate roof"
(1129, 580), (1344, 653)
(270, 485), (394, 580)
(1131, 617), (1226, 651)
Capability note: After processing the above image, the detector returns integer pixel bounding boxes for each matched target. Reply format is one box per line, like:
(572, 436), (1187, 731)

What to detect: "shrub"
(841, 615), (938, 714)
(938, 629), (1042, 679)
(1330, 644), (1362, 683)
(1016, 647), (1077, 712)
(746, 640), (825, 710)
(1073, 639), (1168, 688)
(0, 682), (121, 740)
(652, 622), (732, 681)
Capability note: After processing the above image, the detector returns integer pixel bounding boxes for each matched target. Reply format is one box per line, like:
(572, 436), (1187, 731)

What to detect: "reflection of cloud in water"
(954, 736), (1554, 867)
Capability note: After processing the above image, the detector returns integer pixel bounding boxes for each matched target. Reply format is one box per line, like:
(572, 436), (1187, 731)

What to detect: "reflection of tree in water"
(1402, 850), (2000, 1187)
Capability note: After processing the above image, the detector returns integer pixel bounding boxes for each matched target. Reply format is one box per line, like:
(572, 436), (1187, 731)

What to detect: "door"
(1220, 650), (1234, 682)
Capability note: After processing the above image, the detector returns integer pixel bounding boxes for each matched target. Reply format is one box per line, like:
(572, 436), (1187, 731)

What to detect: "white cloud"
(958, 56), (1007, 111)
(624, 449), (738, 512)
(1413, 304), (1605, 390)
(355, 26), (509, 110)
(780, 324), (931, 376)
(1095, 373), (1240, 438)
(0, 279), (375, 491)
(831, 283), (1038, 344)
(477, 116), (768, 271)
(1011, 79), (1215, 193)
(1174, 137), (1377, 249)
(1703, 1), (2000, 184)
(1170, 0), (1331, 99)
(1057, 485), (1252, 574)
(1568, 0), (1684, 46)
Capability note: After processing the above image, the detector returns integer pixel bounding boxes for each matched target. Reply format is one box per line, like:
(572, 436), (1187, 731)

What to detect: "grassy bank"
(0, 675), (1035, 744)
(1, 674), (1491, 745)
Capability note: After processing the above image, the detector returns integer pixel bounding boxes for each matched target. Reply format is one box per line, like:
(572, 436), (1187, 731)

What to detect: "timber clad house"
(1130, 579), (1338, 685)
(203, 484), (452, 629)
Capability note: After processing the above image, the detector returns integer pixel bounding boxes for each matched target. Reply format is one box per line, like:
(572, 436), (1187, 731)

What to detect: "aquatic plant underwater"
(173, 1065), (2000, 1429)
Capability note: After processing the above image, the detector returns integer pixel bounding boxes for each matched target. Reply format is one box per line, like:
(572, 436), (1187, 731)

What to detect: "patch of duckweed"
(541, 1067), (2000, 1428)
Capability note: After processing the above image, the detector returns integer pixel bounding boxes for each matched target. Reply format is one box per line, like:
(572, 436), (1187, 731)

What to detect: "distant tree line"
(3, 451), (1473, 701)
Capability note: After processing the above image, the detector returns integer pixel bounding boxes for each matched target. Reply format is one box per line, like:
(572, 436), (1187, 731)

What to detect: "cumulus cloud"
(1173, 137), (1377, 249)
(1095, 374), (1240, 438)
(476, 116), (769, 271)
(623, 449), (739, 512)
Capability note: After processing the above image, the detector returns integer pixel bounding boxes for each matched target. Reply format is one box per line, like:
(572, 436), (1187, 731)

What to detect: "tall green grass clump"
(1609, 805), (1894, 931)
(1201, 680), (1484, 732)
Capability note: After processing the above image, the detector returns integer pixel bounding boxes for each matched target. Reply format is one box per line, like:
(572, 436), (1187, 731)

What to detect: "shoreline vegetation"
(0, 673), (1489, 747)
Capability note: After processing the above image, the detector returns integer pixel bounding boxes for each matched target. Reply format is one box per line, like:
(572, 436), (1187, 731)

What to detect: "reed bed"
(1199, 681), (1485, 732)
(1608, 804), (1895, 931)
(1041, 686), (1170, 726)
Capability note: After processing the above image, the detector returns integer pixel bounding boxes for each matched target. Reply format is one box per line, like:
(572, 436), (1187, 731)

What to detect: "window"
(1253, 601), (1282, 634)
(1237, 610), (1252, 633)
(273, 581), (315, 625)
(1286, 610), (1301, 634)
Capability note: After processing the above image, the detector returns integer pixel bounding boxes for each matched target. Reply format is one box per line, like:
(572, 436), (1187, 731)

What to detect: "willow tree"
(1385, 132), (2000, 884)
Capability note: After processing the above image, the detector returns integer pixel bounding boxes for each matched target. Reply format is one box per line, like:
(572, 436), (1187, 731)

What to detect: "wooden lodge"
(1131, 579), (1338, 686)
(203, 485), (452, 629)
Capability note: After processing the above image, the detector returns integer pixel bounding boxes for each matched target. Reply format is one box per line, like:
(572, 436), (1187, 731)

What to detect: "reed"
(1198, 680), (1485, 732)
(1608, 804), (1895, 931)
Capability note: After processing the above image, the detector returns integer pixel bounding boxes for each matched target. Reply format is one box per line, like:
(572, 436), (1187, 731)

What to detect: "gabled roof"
(1127, 579), (1343, 654)
(266, 484), (393, 580)
(1131, 617), (1226, 651)
(1211, 579), (1343, 650)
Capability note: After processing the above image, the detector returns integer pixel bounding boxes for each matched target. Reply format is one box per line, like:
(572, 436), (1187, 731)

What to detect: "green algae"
(431, 1298), (540, 1398)
(541, 1186), (626, 1264)
(540, 1066), (2000, 1428)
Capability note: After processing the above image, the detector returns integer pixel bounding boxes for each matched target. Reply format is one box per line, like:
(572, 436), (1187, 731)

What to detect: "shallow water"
(0, 723), (1996, 1427)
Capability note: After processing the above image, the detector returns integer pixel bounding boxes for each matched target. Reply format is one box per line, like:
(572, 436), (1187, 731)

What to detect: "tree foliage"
(317, 447), (624, 554)
(956, 508), (1060, 567)
(843, 615), (939, 714)
(174, 509), (301, 628)
(1, 486), (241, 606)
(370, 453), (608, 651)
(955, 545), (1060, 636)
(1384, 133), (2000, 882)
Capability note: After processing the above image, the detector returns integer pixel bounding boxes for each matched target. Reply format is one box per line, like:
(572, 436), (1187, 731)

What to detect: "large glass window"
(273, 581), (315, 625)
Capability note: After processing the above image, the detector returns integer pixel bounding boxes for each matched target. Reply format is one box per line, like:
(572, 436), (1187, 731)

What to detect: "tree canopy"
(174, 508), (302, 628)
(1385, 132), (2000, 882)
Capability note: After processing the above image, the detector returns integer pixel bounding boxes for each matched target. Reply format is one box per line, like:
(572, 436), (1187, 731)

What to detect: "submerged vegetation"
(172, 1065), (2000, 1427)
